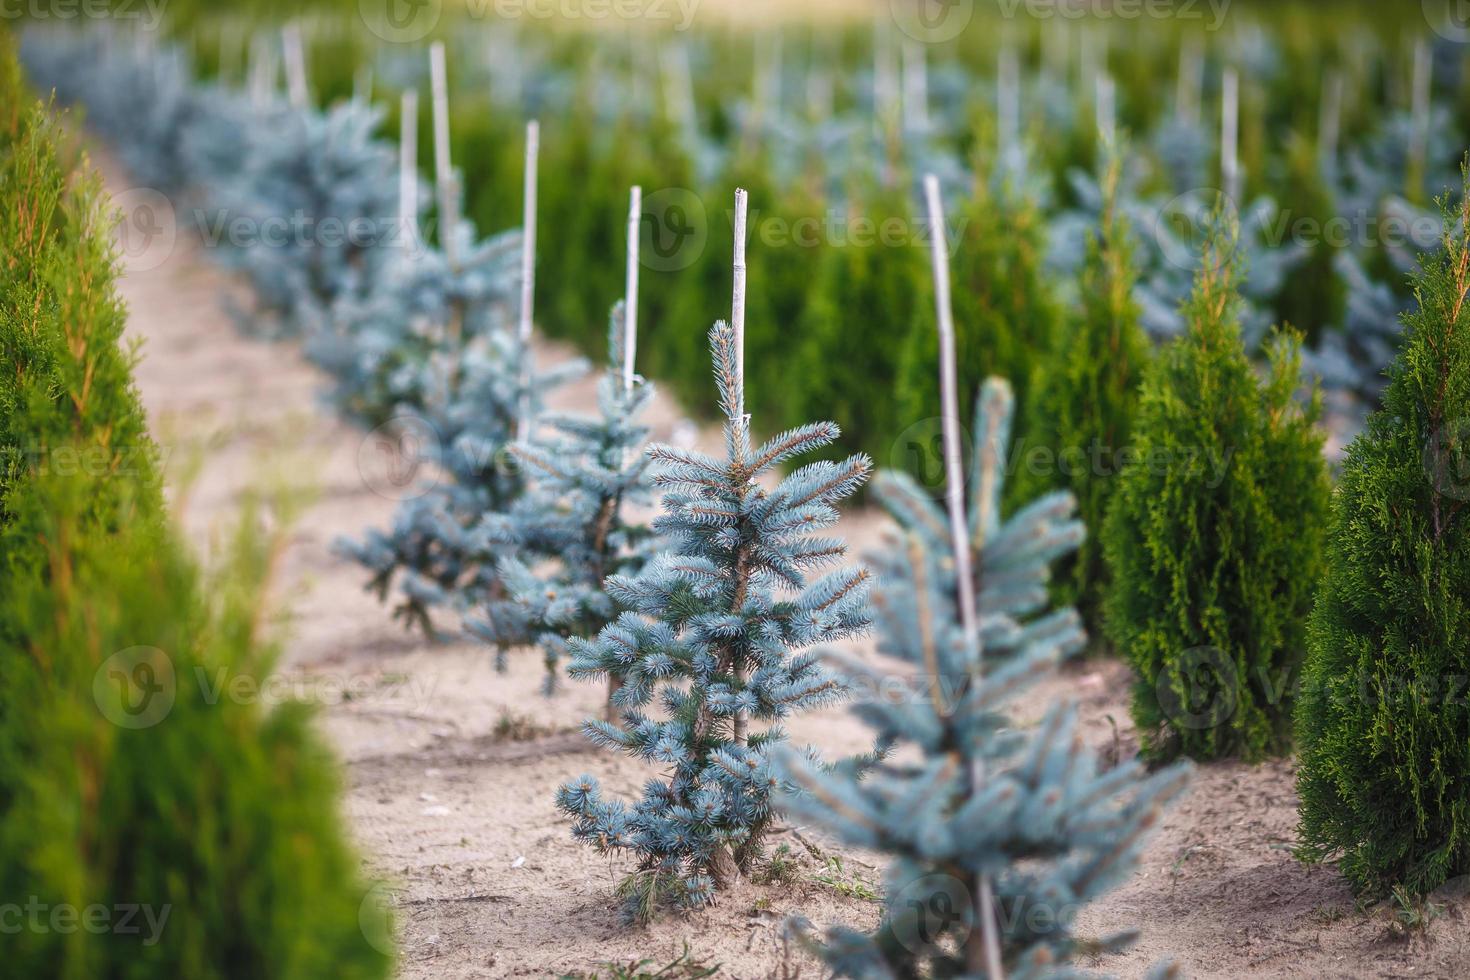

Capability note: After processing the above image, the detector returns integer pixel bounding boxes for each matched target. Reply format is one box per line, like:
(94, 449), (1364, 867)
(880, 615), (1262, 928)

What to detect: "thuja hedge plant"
(557, 321), (872, 921)
(0, 44), (389, 978)
(1016, 145), (1149, 634)
(1103, 211), (1331, 762)
(1296, 172), (1470, 898)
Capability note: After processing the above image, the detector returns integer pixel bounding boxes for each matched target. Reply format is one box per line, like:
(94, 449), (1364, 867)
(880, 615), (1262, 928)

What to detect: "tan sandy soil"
(96, 146), (1470, 979)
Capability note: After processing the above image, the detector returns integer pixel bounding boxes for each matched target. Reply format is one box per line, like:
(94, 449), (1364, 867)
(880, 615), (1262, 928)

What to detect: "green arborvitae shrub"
(1296, 176), (1470, 897)
(1015, 149), (1149, 633)
(788, 180), (929, 463)
(1273, 133), (1346, 347)
(1102, 213), (1331, 762)
(0, 44), (390, 979)
(893, 160), (1062, 459)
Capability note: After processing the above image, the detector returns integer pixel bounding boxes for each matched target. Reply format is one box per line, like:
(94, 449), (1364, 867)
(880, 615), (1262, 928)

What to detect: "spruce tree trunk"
(708, 846), (741, 888)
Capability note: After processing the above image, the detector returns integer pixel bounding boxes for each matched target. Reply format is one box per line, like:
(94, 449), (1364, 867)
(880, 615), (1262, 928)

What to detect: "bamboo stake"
(1177, 35), (1203, 127)
(1221, 66), (1240, 202)
(248, 34), (273, 109)
(998, 44), (1020, 161)
(399, 90), (419, 250)
(1096, 71), (1116, 147)
(730, 186), (751, 748)
(623, 186), (642, 394)
(922, 173), (1005, 980)
(517, 120), (541, 443)
(282, 23), (308, 110)
(872, 16), (898, 129)
(731, 188), (749, 420)
(902, 37), (929, 131)
(1319, 69), (1343, 176)
(429, 42), (459, 269)
(1411, 37), (1432, 197)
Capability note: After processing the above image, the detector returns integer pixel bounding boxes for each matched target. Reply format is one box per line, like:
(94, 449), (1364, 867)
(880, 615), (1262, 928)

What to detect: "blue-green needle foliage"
(470, 302), (658, 694)
(557, 321), (873, 921)
(210, 97), (400, 339)
(337, 327), (585, 637)
(778, 378), (1189, 978)
(336, 333), (583, 635)
(1296, 175), (1470, 898)
(307, 224), (525, 429)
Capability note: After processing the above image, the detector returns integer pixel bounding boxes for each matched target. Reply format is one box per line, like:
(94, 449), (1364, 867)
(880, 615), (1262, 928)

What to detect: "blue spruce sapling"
(556, 191), (872, 920)
(776, 176), (1188, 977)
(473, 189), (659, 701)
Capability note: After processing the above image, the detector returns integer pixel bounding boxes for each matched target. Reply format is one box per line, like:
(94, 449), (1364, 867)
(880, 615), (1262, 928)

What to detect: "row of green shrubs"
(0, 35), (390, 978)
(162, 6), (1456, 471)
(1041, 153), (1470, 899)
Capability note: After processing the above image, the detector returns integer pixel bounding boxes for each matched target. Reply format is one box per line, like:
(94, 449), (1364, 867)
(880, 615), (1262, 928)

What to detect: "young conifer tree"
(1102, 212), (1331, 761)
(1296, 173), (1470, 898)
(556, 192), (872, 921)
(776, 177), (1187, 977)
(340, 121), (585, 636)
(1015, 145), (1148, 632)
(473, 190), (657, 697)
(478, 302), (656, 696)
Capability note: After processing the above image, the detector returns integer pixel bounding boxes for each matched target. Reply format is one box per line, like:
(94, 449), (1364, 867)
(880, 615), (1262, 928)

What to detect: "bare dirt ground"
(97, 148), (1470, 979)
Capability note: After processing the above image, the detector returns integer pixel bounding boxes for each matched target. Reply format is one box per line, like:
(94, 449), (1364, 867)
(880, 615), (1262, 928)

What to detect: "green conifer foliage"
(1273, 133), (1346, 347)
(0, 45), (389, 978)
(1296, 176), (1470, 897)
(789, 181), (929, 462)
(1015, 149), (1149, 632)
(894, 166), (1062, 458)
(1102, 214), (1331, 762)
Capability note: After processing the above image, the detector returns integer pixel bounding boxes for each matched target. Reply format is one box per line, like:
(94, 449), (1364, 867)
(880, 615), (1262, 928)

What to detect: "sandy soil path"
(96, 146), (1470, 979)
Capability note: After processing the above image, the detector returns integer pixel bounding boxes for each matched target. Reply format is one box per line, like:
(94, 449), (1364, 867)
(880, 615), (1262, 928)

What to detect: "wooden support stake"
(1177, 35), (1203, 127)
(1096, 71), (1116, 147)
(429, 42), (458, 268)
(731, 187), (749, 421)
(998, 44), (1020, 160)
(1319, 70), (1343, 176)
(1411, 37), (1432, 195)
(923, 173), (1006, 980)
(282, 24), (308, 110)
(1222, 66), (1240, 202)
(399, 89), (419, 250)
(517, 120), (541, 443)
(902, 37), (929, 131)
(623, 186), (642, 394)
